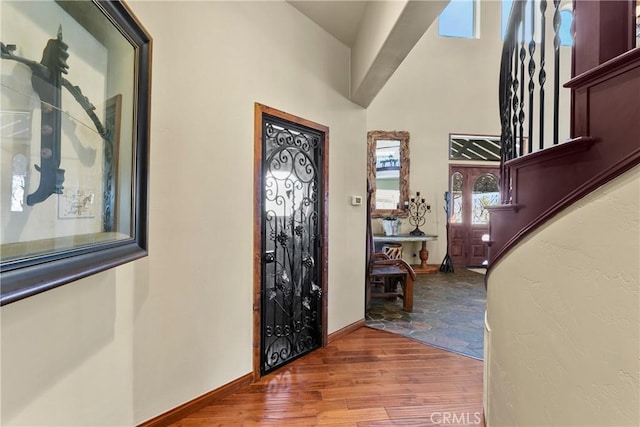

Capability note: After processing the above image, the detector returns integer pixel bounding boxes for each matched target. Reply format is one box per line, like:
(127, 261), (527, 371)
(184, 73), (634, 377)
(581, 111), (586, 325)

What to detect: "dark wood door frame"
(253, 103), (329, 380)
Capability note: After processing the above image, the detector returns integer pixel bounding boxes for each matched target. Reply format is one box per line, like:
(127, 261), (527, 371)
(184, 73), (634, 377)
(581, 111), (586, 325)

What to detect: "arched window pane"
(472, 174), (499, 224)
(451, 172), (463, 223)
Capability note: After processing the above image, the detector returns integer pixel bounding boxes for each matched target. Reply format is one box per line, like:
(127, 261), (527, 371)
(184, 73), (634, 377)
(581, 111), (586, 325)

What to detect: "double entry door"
(448, 165), (500, 267)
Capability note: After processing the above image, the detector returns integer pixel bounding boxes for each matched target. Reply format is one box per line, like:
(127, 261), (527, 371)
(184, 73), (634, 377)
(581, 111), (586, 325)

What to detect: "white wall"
(0, 1), (367, 425)
(366, 0), (571, 265)
(485, 165), (640, 426)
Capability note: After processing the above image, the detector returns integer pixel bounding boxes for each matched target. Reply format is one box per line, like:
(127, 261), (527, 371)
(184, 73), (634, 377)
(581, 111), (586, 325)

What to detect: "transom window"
(449, 135), (501, 161)
(438, 0), (477, 39)
(501, 0), (573, 46)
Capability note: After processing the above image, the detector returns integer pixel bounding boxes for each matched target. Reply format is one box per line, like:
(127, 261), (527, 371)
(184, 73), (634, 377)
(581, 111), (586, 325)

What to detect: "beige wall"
(351, 0), (407, 97)
(366, 0), (571, 264)
(0, 1), (366, 425)
(350, 0), (446, 107)
(485, 165), (640, 426)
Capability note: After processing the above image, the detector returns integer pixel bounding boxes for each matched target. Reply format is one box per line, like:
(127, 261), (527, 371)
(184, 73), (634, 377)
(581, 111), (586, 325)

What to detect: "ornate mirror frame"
(367, 130), (410, 219)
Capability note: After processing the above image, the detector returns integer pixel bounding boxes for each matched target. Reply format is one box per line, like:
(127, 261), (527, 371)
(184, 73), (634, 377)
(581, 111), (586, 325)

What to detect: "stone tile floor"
(365, 268), (486, 360)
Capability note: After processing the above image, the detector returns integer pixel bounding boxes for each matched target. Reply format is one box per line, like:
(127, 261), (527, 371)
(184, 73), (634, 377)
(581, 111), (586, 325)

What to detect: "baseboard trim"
(139, 321), (364, 426)
(138, 373), (253, 427)
(328, 319), (365, 343)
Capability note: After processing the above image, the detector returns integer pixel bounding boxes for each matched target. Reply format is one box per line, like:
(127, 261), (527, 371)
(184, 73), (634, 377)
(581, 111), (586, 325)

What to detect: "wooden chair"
(365, 182), (416, 312)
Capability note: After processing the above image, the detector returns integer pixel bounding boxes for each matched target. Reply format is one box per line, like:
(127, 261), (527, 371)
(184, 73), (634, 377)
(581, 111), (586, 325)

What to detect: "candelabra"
(404, 191), (431, 236)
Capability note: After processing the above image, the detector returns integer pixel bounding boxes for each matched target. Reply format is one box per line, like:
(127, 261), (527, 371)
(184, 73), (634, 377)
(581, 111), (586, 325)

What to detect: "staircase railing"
(490, 0), (640, 268)
(499, 0), (567, 202)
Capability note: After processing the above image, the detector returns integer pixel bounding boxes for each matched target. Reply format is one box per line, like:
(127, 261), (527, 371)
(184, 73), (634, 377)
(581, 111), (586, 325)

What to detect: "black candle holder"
(405, 191), (431, 236)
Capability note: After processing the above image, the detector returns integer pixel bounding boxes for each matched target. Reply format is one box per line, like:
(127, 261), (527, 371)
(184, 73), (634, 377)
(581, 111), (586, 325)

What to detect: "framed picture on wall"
(57, 187), (97, 219)
(0, 0), (152, 305)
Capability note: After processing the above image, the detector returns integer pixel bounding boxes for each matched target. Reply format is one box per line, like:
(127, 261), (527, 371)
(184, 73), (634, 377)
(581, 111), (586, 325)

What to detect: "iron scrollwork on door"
(261, 116), (323, 374)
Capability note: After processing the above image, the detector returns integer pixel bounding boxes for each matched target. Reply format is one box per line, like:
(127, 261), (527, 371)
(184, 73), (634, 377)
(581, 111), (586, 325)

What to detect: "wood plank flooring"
(170, 327), (484, 426)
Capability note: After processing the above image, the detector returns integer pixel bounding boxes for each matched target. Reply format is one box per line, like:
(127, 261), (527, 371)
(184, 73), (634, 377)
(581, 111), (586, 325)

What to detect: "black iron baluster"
(499, 0), (529, 201)
(539, 0), (547, 150)
(499, 1), (539, 166)
(528, 0), (536, 155)
(553, 0), (561, 145)
(504, 47), (514, 162)
(505, 65), (514, 163)
(499, 30), (515, 169)
(512, 46), (519, 159)
(519, 18), (526, 157)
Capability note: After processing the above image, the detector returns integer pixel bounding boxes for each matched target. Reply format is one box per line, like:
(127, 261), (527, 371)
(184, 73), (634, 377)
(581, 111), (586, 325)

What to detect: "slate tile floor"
(365, 268), (486, 360)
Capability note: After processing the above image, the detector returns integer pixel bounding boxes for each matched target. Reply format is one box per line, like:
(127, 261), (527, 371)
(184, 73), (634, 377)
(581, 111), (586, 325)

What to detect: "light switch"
(351, 195), (363, 206)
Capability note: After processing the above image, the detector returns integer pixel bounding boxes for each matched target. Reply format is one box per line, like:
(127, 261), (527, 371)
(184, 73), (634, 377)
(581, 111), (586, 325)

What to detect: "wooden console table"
(373, 234), (438, 273)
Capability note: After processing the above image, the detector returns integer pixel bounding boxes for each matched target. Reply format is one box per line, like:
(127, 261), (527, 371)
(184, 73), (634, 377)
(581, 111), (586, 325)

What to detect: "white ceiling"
(287, 1), (369, 47)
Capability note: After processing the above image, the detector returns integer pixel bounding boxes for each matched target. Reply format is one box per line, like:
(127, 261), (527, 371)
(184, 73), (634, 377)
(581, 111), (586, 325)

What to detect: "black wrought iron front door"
(260, 113), (324, 375)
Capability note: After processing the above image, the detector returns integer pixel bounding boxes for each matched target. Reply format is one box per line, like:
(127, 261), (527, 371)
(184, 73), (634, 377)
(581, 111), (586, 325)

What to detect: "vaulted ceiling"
(287, 1), (368, 48)
(286, 1), (449, 107)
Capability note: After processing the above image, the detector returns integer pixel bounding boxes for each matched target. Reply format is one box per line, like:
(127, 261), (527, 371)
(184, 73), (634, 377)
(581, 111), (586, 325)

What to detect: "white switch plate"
(351, 195), (363, 206)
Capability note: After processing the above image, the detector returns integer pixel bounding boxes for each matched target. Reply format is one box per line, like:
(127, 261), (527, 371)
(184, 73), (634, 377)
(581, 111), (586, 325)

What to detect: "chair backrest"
(365, 179), (375, 275)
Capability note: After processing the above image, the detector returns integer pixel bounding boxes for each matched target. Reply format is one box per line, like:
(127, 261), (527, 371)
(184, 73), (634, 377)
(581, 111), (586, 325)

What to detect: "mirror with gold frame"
(367, 130), (410, 218)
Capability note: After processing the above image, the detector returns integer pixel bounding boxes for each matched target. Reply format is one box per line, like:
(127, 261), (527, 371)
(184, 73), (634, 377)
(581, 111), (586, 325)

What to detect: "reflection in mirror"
(375, 140), (400, 209)
(367, 131), (409, 218)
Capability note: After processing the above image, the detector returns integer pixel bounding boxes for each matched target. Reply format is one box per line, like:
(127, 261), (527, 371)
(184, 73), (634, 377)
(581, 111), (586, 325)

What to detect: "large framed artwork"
(0, 0), (152, 305)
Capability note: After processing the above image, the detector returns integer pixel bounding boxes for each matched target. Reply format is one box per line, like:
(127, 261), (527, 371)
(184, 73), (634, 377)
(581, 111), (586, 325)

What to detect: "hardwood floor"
(170, 327), (484, 426)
